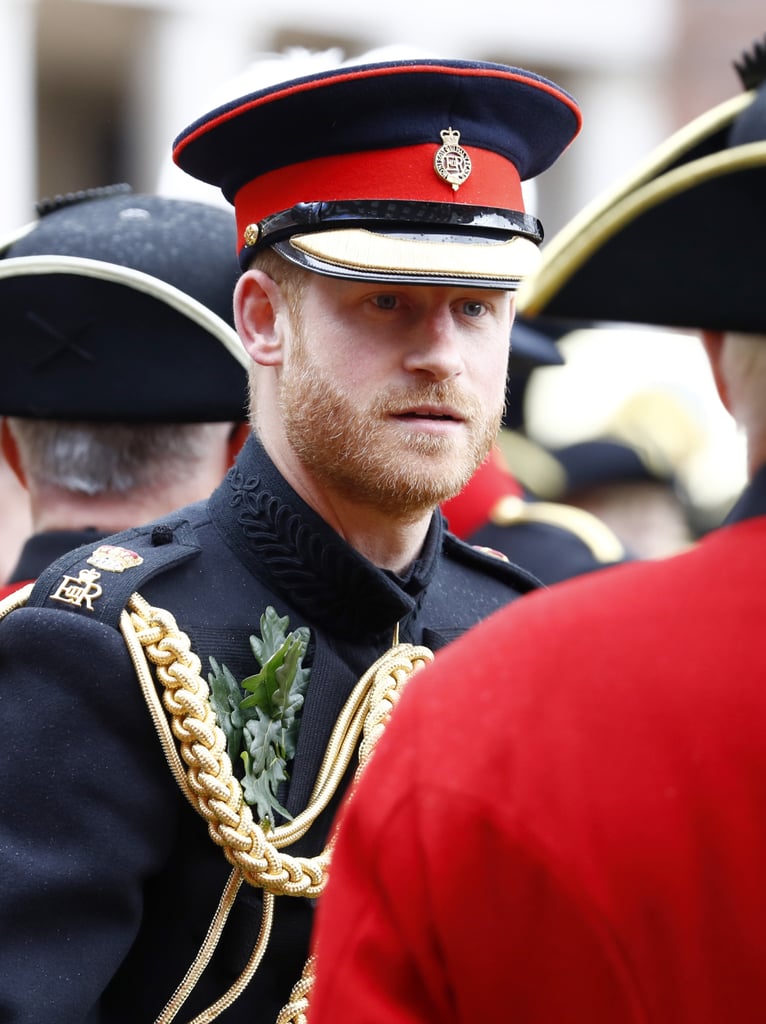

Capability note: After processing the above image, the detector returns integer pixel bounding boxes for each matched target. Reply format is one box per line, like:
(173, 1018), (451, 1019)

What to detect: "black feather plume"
(734, 34), (766, 91)
(35, 183), (133, 218)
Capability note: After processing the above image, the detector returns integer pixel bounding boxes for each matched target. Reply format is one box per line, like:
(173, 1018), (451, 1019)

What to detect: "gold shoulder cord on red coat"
(0, 588), (432, 1023)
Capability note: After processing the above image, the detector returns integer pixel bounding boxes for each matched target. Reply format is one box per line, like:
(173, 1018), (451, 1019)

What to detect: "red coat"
(310, 483), (766, 1023)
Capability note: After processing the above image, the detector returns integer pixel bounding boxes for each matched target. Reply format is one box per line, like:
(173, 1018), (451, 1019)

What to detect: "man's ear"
(700, 330), (731, 414)
(1, 419), (27, 489)
(234, 269), (288, 367)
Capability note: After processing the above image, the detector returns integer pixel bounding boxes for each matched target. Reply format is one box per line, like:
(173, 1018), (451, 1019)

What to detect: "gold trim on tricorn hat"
(517, 91), (755, 317)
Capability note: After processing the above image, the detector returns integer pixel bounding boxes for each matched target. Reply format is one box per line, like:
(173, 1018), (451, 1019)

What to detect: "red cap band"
(234, 144), (524, 242)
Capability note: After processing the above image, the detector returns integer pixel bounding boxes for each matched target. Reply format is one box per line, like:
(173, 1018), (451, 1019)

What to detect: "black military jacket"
(0, 435), (537, 1024)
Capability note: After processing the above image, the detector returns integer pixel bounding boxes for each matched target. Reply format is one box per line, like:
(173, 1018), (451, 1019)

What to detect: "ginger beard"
(279, 320), (504, 516)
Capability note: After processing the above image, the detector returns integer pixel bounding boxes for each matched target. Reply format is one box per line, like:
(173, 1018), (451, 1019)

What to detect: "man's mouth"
(393, 406), (464, 423)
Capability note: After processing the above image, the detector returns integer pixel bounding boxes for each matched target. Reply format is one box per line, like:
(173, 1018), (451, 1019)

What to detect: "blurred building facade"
(1, 0), (764, 235)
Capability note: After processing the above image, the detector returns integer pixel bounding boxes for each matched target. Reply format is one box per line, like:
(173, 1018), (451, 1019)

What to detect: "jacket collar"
(208, 434), (443, 640)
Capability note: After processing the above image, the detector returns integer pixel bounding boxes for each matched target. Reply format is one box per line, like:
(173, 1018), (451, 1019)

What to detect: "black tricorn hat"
(509, 315), (565, 372)
(517, 36), (766, 334)
(172, 57), (581, 288)
(503, 315), (573, 432)
(551, 438), (674, 496)
(0, 185), (248, 422)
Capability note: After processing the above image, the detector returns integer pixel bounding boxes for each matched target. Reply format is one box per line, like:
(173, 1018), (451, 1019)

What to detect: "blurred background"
(1, 0), (761, 546)
(3, 0), (762, 236)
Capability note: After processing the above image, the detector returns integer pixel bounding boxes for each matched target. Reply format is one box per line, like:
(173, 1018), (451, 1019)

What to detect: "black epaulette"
(443, 530), (541, 592)
(27, 516), (201, 628)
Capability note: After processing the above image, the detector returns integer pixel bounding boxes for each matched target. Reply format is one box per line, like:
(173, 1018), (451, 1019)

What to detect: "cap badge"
(86, 544), (144, 573)
(434, 127), (472, 191)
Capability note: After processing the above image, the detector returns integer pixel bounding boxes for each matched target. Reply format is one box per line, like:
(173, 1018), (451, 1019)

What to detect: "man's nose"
(401, 310), (464, 381)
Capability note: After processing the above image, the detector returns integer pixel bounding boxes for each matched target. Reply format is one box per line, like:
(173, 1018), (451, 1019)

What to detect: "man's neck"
(28, 482), (206, 535)
(258, 431), (433, 574)
(290, 472), (433, 575)
(331, 506), (432, 576)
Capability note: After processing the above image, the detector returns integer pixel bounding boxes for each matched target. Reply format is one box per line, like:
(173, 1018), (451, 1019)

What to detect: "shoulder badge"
(444, 530), (540, 593)
(87, 544), (144, 572)
(27, 518), (201, 627)
(471, 544), (510, 563)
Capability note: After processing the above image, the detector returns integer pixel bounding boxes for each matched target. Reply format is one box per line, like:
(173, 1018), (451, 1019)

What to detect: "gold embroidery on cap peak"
(434, 127), (472, 191)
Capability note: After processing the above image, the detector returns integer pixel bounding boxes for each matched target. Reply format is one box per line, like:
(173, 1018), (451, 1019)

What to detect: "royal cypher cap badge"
(434, 127), (472, 191)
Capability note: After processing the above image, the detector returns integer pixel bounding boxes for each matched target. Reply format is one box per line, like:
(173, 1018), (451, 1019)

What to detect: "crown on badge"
(439, 127), (462, 147)
(433, 125), (472, 191)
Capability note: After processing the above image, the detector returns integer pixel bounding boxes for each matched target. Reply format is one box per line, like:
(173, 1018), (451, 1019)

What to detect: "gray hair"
(6, 418), (229, 496)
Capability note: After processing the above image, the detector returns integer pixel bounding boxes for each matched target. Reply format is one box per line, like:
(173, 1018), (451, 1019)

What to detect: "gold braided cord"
(123, 591), (432, 900)
(158, 887), (276, 1024)
(0, 582), (34, 620)
(275, 640), (433, 847)
(275, 636), (429, 1024)
(154, 868), (243, 1023)
(275, 956), (315, 1024)
(154, 872), (277, 1024)
(124, 592), (324, 897)
(356, 650), (415, 777)
(119, 592), (432, 1022)
(121, 606), (200, 809)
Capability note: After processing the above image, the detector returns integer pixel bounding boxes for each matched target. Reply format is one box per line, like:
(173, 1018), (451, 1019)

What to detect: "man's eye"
(372, 294), (399, 310)
(461, 301), (486, 318)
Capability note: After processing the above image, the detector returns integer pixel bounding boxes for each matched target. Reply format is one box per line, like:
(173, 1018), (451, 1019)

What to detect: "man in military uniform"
(0, 54), (580, 1021)
(0, 185), (249, 597)
(308, 37), (766, 1024)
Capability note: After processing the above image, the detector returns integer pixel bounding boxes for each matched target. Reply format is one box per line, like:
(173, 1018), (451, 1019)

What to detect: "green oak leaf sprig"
(208, 606), (311, 829)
